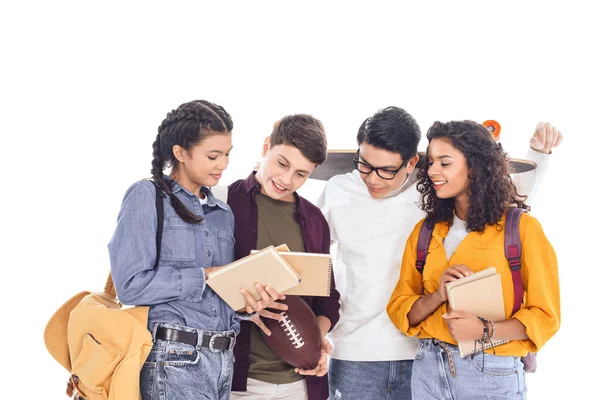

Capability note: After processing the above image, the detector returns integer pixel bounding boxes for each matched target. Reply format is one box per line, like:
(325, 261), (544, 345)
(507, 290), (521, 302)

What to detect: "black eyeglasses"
(352, 150), (409, 180)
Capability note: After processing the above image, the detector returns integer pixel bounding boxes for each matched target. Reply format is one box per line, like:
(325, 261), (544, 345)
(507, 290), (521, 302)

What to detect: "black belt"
(155, 326), (233, 351)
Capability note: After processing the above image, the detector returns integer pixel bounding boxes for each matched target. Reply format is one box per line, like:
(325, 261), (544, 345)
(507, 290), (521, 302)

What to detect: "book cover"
(279, 252), (332, 296)
(251, 245), (332, 297)
(445, 267), (508, 357)
(206, 246), (301, 311)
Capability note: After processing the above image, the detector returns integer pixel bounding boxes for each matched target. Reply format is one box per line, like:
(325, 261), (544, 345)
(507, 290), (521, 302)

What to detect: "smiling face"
(426, 137), (470, 205)
(357, 142), (418, 198)
(254, 137), (317, 202)
(171, 132), (232, 195)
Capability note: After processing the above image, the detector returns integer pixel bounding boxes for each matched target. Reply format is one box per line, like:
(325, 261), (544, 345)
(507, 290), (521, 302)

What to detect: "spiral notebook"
(445, 267), (509, 357)
(206, 246), (301, 311)
(251, 246), (332, 297)
(278, 252), (332, 296)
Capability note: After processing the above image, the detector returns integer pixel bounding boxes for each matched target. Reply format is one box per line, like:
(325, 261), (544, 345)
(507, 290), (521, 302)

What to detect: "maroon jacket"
(228, 172), (340, 400)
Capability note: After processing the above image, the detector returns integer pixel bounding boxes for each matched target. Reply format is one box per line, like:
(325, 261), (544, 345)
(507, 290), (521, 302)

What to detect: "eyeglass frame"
(352, 150), (410, 180)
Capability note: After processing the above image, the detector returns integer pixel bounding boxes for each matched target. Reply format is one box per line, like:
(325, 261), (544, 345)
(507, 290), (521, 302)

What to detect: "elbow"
(328, 310), (340, 331)
(386, 301), (402, 331)
(406, 310), (419, 328)
(114, 277), (142, 305)
(312, 301), (340, 331)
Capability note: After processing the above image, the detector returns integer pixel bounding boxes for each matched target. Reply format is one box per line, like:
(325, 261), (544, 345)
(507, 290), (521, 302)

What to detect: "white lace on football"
(279, 312), (305, 349)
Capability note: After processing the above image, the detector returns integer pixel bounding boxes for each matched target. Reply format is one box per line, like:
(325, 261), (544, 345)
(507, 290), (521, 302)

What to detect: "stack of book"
(206, 244), (332, 311)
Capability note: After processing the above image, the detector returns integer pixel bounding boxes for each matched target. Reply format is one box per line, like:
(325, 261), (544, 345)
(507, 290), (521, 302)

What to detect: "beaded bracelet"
(477, 316), (489, 344)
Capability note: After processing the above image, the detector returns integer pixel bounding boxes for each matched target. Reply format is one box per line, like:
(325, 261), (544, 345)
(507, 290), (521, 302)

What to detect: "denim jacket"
(108, 177), (243, 334)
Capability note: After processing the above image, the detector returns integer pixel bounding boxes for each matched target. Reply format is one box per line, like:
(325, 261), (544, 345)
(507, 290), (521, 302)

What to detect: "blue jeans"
(140, 323), (235, 400)
(412, 339), (527, 400)
(328, 358), (413, 400)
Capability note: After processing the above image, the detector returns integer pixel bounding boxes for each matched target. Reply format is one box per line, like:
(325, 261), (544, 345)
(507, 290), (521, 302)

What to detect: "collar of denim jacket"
(163, 175), (228, 211)
(200, 186), (228, 210)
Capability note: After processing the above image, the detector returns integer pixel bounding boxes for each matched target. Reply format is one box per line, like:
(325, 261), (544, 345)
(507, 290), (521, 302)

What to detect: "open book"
(251, 245), (332, 297)
(206, 246), (301, 311)
(445, 267), (508, 357)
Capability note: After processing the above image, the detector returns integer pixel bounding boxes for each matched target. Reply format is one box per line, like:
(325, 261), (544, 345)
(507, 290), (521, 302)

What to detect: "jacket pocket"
(161, 218), (196, 262)
(216, 230), (235, 263)
(71, 334), (123, 398)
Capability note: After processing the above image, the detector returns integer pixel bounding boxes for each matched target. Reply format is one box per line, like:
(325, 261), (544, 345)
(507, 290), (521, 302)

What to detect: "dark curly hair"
(417, 120), (528, 233)
(151, 100), (233, 223)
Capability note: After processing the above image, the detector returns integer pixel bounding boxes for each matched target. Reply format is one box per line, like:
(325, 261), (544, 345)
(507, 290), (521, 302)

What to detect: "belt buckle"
(208, 332), (225, 353)
(208, 332), (234, 352)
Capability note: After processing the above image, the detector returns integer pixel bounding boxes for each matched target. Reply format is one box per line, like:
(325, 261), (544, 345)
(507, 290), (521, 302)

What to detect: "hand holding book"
(239, 284), (286, 315)
(443, 266), (508, 357)
(437, 264), (474, 302)
(442, 309), (491, 342)
(206, 246), (301, 311)
(439, 265), (483, 343)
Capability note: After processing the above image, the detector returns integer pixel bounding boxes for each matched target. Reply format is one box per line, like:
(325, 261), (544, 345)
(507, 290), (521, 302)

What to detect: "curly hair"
(417, 120), (528, 232)
(150, 100), (233, 223)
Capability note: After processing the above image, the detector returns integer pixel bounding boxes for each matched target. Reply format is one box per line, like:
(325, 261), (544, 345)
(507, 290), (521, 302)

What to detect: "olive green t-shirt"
(247, 192), (305, 384)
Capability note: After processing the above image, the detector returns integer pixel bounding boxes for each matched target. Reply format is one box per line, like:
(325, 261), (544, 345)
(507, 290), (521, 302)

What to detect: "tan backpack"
(44, 275), (153, 399)
(44, 182), (164, 398)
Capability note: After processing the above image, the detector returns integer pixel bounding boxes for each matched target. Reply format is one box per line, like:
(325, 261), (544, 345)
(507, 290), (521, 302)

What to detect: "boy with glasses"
(316, 107), (562, 400)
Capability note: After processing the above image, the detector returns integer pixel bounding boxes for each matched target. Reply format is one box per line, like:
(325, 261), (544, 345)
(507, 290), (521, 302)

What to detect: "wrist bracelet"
(489, 320), (496, 341)
(478, 317), (489, 343)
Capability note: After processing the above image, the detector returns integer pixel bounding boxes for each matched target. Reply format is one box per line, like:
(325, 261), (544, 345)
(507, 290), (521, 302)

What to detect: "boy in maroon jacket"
(228, 115), (340, 400)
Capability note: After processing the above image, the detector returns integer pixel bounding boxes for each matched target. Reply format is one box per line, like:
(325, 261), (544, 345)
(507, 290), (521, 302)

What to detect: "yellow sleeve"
(387, 220), (426, 336)
(513, 214), (561, 352)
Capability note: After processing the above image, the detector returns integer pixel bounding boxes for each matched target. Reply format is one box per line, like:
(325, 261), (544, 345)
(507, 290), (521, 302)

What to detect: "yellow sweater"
(386, 212), (560, 356)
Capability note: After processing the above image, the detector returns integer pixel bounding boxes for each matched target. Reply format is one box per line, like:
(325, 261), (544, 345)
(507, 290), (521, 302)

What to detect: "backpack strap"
(153, 182), (165, 269)
(416, 220), (435, 274)
(415, 210), (527, 317)
(105, 182), (165, 297)
(505, 207), (526, 315)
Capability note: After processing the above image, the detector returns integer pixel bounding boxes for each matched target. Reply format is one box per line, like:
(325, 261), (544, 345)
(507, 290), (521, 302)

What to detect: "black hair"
(356, 106), (421, 162)
(150, 100), (233, 223)
(417, 120), (528, 232)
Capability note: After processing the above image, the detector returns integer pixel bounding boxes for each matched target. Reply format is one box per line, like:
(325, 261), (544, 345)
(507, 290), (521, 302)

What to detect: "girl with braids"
(108, 100), (283, 400)
(387, 120), (560, 399)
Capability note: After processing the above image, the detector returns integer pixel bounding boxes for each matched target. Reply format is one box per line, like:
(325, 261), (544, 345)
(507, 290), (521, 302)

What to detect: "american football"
(260, 295), (322, 370)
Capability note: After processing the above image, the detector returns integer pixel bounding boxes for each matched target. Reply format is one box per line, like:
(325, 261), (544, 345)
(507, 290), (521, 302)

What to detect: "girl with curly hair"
(386, 120), (560, 399)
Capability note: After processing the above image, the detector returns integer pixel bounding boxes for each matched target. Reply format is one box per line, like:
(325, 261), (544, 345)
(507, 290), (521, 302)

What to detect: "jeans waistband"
(152, 323), (235, 352)
(419, 339), (459, 377)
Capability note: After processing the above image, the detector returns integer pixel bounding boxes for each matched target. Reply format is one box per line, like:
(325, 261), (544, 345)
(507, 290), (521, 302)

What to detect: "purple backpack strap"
(505, 207), (526, 315)
(416, 221), (434, 273)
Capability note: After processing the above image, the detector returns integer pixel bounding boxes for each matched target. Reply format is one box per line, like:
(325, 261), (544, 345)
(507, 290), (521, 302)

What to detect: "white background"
(1, 1), (596, 399)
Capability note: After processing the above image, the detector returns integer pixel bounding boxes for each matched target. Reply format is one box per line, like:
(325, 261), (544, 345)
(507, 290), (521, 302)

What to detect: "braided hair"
(150, 100), (233, 223)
